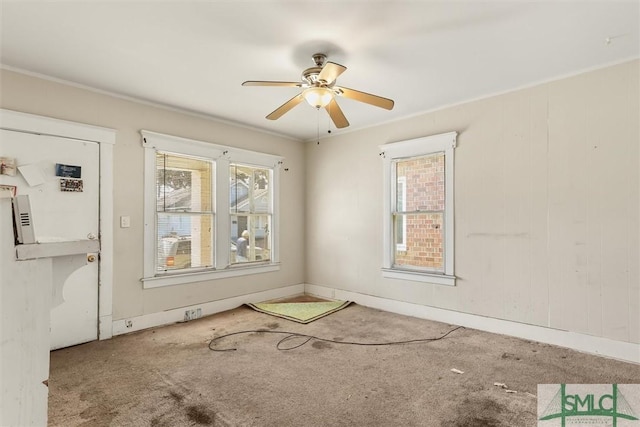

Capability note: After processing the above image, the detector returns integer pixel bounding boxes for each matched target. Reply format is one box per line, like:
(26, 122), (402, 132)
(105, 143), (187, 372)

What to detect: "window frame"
(141, 130), (282, 288)
(380, 131), (457, 286)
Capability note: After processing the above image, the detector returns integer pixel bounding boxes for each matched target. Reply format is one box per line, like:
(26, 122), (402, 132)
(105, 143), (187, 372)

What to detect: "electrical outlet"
(184, 308), (202, 322)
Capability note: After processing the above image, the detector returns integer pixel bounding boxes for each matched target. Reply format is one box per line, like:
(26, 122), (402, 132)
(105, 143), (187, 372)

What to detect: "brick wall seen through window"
(394, 152), (445, 271)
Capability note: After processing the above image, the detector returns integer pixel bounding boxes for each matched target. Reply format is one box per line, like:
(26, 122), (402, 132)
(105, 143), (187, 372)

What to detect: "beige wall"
(0, 69), (306, 320)
(2, 60), (638, 346)
(305, 59), (639, 344)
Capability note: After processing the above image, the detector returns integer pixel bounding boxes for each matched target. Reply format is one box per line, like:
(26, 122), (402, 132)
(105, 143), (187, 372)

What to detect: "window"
(380, 132), (456, 286)
(156, 153), (213, 273)
(230, 164), (272, 264)
(393, 153), (445, 271)
(142, 131), (282, 288)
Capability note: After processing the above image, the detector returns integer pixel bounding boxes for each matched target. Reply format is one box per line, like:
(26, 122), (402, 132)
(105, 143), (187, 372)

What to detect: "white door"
(0, 129), (99, 350)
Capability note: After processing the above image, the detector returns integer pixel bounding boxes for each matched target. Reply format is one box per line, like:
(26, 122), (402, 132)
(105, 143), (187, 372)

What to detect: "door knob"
(87, 254), (96, 262)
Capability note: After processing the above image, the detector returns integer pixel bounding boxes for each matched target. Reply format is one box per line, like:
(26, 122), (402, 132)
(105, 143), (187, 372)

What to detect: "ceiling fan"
(242, 53), (394, 129)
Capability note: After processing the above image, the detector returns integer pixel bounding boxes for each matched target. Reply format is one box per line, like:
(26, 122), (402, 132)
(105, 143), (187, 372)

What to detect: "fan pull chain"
(326, 101), (332, 136)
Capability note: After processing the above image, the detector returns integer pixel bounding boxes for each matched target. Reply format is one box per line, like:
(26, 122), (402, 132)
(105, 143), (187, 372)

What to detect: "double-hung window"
(142, 131), (282, 288)
(380, 132), (456, 286)
(155, 152), (214, 272)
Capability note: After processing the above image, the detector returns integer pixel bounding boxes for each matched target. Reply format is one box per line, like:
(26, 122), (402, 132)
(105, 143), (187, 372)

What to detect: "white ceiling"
(1, 1), (638, 142)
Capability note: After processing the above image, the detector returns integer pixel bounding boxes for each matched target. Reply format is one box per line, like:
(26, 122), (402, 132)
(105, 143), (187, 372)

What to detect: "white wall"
(0, 69), (306, 322)
(305, 59), (639, 345)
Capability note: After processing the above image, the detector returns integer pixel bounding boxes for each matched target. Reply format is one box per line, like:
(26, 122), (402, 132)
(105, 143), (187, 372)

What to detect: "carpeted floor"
(48, 302), (640, 426)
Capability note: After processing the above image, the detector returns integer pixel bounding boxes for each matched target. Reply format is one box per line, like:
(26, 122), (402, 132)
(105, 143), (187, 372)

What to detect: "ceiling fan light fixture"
(303, 87), (334, 108)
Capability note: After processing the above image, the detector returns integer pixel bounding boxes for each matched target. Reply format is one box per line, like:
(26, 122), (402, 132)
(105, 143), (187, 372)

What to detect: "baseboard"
(305, 284), (640, 364)
(112, 284), (304, 336)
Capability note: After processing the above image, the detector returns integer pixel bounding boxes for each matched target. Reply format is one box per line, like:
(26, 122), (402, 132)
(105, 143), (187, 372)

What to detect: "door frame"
(0, 108), (116, 340)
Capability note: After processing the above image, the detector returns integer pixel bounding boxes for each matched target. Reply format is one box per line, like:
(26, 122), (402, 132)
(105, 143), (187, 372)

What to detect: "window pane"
(395, 214), (405, 250)
(230, 165), (270, 214)
(230, 214), (271, 264)
(395, 153), (444, 212)
(395, 177), (406, 249)
(394, 212), (444, 272)
(157, 213), (213, 272)
(252, 169), (270, 213)
(157, 153), (212, 212)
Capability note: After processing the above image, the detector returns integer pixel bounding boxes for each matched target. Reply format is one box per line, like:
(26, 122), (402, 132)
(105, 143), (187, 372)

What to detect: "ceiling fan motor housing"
(302, 67), (323, 85)
(302, 53), (334, 86)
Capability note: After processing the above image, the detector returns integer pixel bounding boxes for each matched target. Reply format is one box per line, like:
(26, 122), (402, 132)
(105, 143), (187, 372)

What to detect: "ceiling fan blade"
(325, 99), (349, 128)
(336, 86), (395, 110)
(318, 62), (346, 85)
(266, 94), (304, 120)
(242, 81), (302, 87)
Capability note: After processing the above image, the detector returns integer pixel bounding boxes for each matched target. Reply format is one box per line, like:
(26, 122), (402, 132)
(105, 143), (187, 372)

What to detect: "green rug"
(246, 301), (352, 324)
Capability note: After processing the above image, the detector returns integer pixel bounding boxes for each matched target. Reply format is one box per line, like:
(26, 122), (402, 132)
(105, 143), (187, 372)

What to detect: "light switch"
(120, 216), (131, 228)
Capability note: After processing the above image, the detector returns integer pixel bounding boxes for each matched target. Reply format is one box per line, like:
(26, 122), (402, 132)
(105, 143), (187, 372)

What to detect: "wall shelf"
(16, 240), (99, 260)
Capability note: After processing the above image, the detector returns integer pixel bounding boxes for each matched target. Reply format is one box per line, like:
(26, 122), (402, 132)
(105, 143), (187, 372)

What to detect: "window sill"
(381, 268), (456, 286)
(142, 263), (281, 289)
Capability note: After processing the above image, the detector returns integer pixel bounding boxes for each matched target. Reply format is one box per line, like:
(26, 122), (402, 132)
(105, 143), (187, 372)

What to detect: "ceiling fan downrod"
(312, 53), (327, 67)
